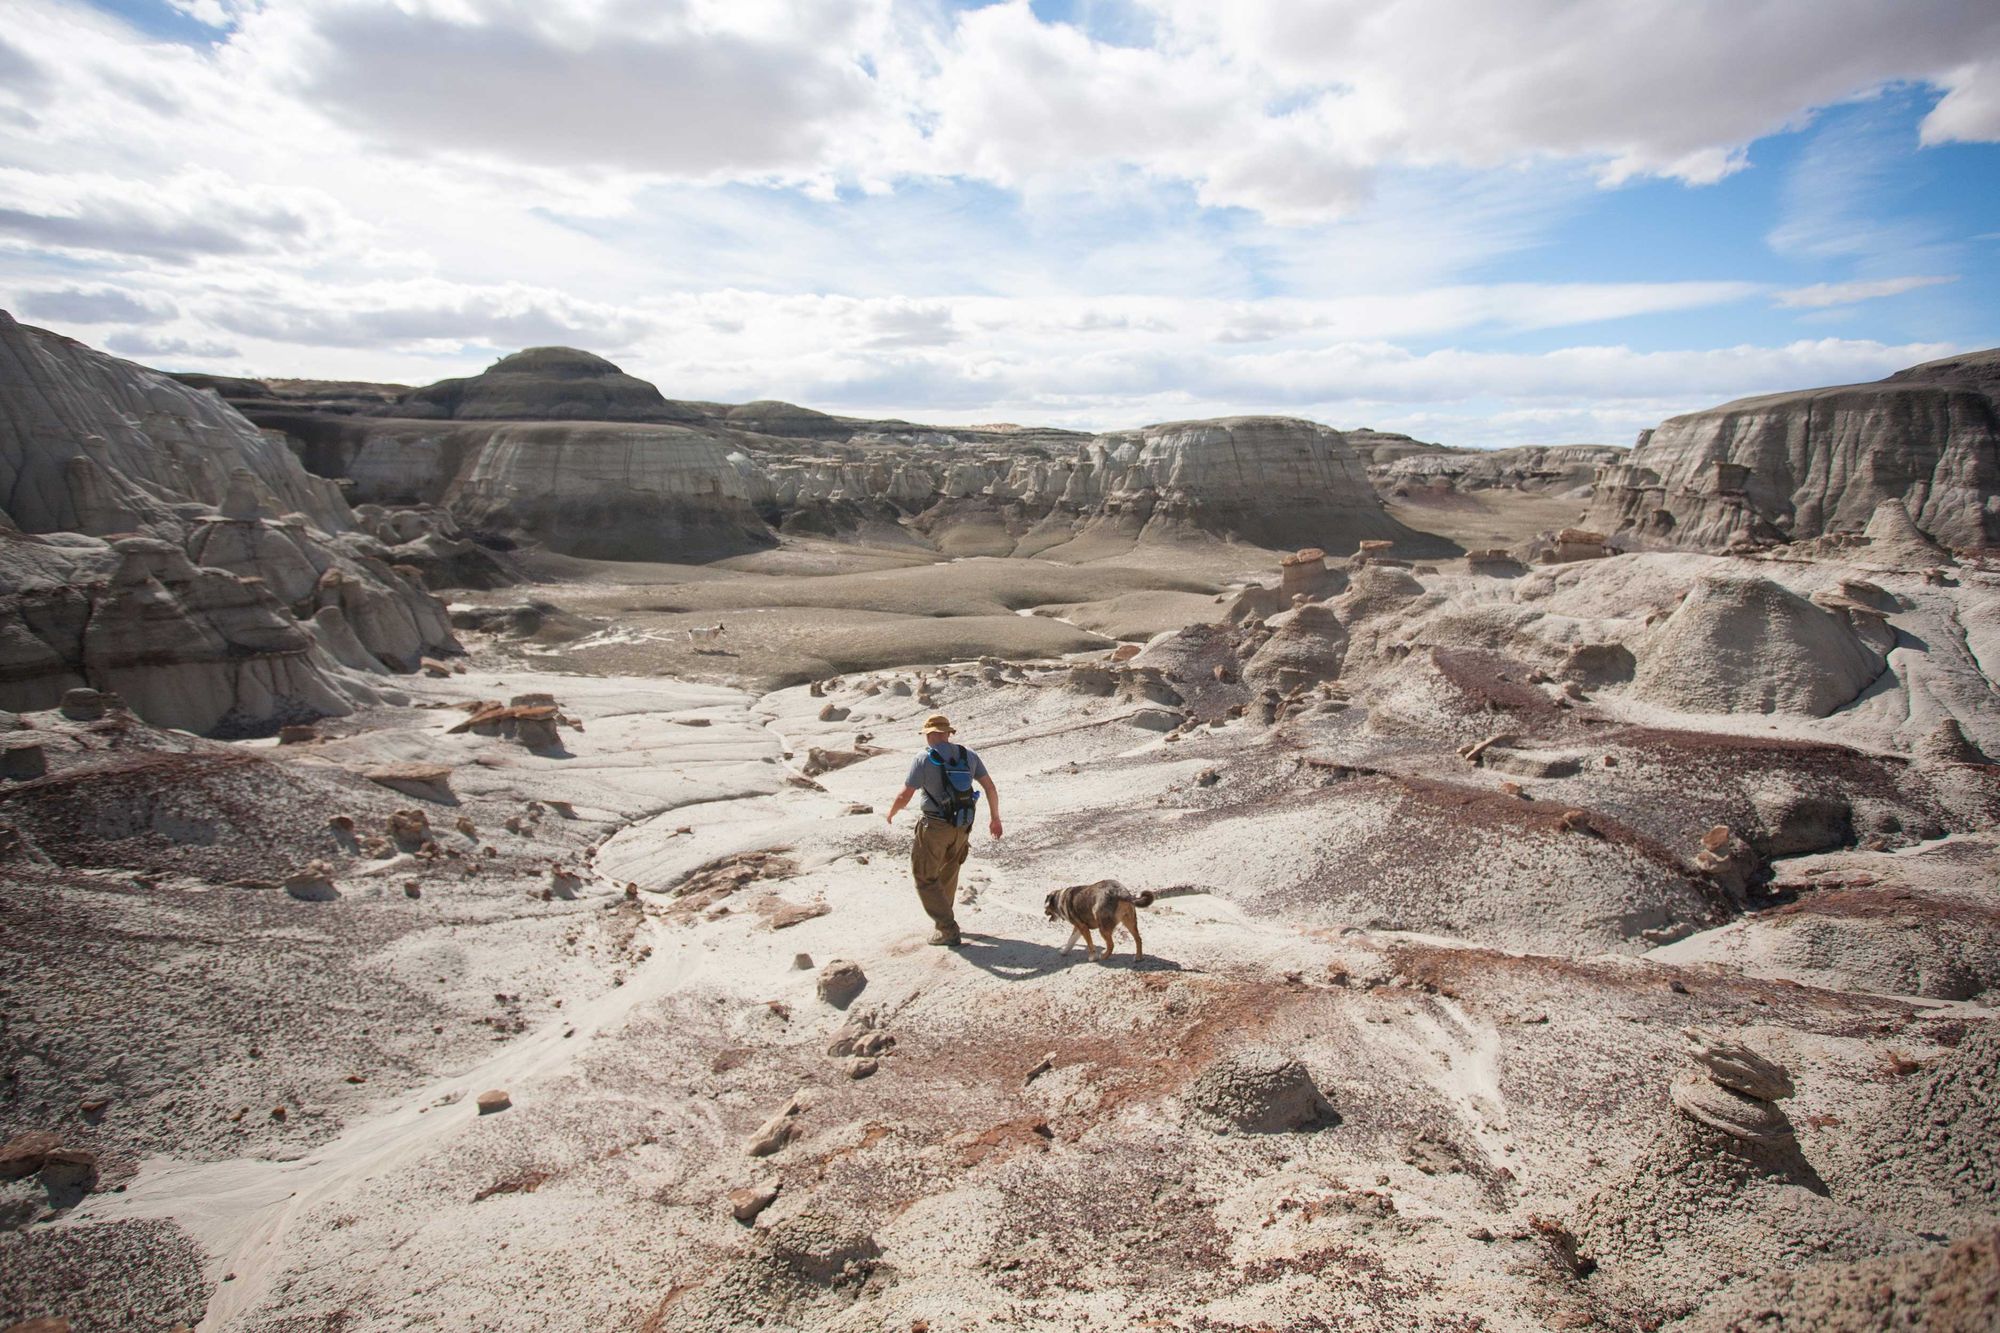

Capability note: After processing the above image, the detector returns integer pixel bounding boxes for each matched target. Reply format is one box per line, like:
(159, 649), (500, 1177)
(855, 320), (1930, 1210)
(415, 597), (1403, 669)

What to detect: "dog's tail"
(1110, 882), (1155, 908)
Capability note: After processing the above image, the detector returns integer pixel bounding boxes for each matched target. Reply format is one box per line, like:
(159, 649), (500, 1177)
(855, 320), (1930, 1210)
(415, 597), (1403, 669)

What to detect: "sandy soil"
(455, 551), (1253, 690)
(4, 539), (1998, 1332)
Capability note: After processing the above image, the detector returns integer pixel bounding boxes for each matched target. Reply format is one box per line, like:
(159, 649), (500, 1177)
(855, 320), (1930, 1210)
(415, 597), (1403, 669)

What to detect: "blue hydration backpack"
(927, 744), (981, 825)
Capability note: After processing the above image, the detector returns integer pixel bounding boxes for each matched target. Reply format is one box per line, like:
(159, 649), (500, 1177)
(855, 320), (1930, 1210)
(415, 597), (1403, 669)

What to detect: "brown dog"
(1044, 879), (1155, 961)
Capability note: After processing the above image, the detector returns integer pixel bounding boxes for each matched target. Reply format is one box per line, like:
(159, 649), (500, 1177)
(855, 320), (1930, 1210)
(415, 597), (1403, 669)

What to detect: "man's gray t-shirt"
(905, 743), (988, 824)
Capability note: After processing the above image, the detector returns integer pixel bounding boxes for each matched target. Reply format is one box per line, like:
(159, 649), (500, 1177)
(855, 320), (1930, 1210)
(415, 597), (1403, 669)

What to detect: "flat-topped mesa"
(380, 346), (707, 424)
(0, 311), (350, 536)
(1582, 347), (2000, 552)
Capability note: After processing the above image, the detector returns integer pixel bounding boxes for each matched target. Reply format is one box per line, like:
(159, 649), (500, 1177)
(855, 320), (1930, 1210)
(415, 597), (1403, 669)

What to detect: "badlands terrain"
(1, 314), (1998, 1331)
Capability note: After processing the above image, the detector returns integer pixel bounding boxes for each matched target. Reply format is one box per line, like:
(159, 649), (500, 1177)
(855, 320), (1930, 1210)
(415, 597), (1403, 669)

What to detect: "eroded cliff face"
(193, 348), (1456, 559)
(1583, 352), (2000, 552)
(446, 423), (778, 561)
(1374, 444), (1623, 501)
(0, 315), (461, 733)
(761, 417), (1450, 556)
(0, 534), (405, 735)
(0, 313), (351, 536)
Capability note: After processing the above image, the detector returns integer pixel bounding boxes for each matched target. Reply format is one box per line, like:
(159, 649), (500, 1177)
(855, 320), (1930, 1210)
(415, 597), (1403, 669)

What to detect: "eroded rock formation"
(1584, 347), (2000, 551)
(0, 313), (349, 536)
(0, 315), (459, 733)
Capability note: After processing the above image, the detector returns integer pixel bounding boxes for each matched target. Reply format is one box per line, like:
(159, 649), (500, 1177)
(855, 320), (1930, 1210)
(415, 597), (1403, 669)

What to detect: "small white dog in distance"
(686, 623), (726, 647)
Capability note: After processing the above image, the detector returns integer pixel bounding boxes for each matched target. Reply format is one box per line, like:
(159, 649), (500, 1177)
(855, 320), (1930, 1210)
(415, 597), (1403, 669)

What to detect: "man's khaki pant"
(910, 815), (971, 934)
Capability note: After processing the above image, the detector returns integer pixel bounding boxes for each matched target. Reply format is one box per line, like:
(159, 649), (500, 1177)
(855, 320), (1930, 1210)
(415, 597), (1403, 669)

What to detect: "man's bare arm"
(885, 784), (918, 825)
(976, 774), (1002, 838)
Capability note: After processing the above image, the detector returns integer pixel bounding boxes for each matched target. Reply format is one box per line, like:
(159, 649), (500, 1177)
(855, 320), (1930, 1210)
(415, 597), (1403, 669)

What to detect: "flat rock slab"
(363, 764), (455, 801)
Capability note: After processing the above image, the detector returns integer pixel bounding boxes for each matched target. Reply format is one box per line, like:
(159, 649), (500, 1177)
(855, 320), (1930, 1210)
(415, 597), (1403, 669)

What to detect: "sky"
(0, 0), (1996, 447)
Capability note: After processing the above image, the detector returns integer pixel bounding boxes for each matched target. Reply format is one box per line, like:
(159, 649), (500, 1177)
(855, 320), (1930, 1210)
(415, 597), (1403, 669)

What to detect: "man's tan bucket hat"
(920, 713), (954, 735)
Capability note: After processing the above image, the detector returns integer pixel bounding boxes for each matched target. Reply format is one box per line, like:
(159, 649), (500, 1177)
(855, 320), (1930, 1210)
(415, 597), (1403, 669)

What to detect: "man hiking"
(884, 713), (1002, 946)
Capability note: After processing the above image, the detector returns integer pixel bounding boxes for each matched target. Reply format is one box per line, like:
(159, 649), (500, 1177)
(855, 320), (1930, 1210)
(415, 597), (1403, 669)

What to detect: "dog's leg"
(1061, 926), (1081, 955)
(1123, 904), (1144, 960)
(1099, 927), (1117, 961)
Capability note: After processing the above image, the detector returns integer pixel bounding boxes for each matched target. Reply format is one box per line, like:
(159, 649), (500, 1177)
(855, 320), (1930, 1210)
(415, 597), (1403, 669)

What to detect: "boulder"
(729, 1183), (779, 1224)
(476, 1089), (512, 1115)
(816, 960), (866, 1009)
(387, 808), (431, 848)
(363, 764), (455, 802)
(744, 1094), (804, 1157)
(1184, 1046), (1334, 1133)
(58, 688), (111, 721)
(0, 1131), (61, 1179)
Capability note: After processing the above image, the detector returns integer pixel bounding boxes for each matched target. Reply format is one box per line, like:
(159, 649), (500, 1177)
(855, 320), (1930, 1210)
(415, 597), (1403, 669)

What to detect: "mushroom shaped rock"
(1669, 1073), (1795, 1146)
(1684, 1029), (1795, 1102)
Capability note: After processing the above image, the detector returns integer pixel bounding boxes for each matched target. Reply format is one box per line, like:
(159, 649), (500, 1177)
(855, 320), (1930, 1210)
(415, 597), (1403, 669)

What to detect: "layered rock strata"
(1584, 348), (2000, 551)
(446, 423), (776, 562)
(0, 315), (459, 732)
(0, 313), (349, 536)
(0, 535), (392, 734)
(200, 351), (1448, 558)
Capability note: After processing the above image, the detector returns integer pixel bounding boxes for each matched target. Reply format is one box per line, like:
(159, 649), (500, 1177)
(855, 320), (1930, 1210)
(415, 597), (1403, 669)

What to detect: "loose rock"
(284, 862), (339, 902)
(817, 959), (866, 1009)
(1684, 1028), (1795, 1101)
(729, 1184), (779, 1223)
(745, 1095), (804, 1157)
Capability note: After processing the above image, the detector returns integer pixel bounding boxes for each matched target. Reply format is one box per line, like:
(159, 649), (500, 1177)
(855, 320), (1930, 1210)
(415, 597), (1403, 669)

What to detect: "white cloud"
(0, 168), (363, 263)
(242, 0), (900, 183)
(1774, 275), (1957, 308)
(105, 331), (241, 360)
(199, 278), (659, 352)
(8, 0), (1993, 235)
(1921, 60), (2000, 143)
(15, 284), (176, 325)
(1144, 0), (2000, 196)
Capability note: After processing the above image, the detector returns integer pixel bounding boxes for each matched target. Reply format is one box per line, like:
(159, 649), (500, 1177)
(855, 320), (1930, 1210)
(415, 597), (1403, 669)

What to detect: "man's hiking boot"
(929, 928), (963, 947)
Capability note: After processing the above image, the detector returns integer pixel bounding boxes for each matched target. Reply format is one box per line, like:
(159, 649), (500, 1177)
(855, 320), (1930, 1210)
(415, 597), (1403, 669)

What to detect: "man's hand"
(988, 815), (1004, 839)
